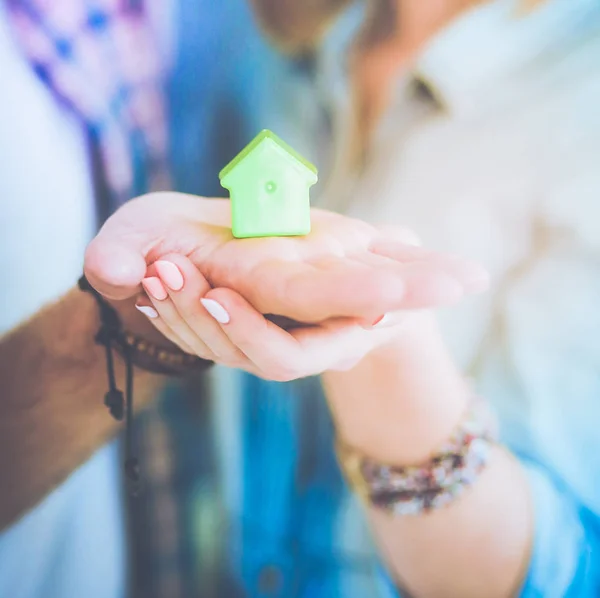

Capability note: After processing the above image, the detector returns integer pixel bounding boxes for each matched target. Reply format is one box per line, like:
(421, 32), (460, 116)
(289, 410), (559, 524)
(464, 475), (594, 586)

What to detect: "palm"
(86, 192), (486, 322)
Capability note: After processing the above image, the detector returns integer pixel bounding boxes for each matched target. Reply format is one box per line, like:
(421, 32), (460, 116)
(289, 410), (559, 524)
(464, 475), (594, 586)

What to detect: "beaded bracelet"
(335, 397), (497, 516)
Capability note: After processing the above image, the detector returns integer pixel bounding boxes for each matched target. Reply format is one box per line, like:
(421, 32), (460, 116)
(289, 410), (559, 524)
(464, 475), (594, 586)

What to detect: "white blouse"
(309, 1), (600, 586)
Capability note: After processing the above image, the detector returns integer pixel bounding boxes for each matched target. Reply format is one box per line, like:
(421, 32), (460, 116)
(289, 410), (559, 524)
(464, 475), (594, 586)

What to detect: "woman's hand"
(84, 192), (488, 325)
(134, 229), (487, 380)
(135, 253), (406, 379)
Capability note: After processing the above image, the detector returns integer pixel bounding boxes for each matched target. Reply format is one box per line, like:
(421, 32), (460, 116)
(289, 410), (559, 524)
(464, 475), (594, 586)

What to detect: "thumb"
(84, 234), (148, 300)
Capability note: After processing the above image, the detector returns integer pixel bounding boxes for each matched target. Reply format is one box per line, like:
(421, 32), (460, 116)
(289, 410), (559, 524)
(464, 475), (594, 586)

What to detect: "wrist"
(71, 273), (213, 376)
(323, 312), (470, 464)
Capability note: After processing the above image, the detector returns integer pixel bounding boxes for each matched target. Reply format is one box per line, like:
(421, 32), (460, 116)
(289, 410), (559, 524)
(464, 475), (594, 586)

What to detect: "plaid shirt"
(8, 1), (396, 596)
(7, 0), (170, 204)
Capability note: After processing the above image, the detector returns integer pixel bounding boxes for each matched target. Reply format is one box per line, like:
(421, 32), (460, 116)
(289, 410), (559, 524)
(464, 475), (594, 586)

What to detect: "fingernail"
(155, 261), (184, 291)
(142, 277), (168, 300)
(135, 304), (159, 319)
(372, 314), (392, 328)
(200, 298), (230, 324)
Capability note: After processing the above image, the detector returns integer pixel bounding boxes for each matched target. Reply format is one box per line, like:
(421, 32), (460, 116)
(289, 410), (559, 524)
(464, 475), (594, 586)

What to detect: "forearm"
(0, 287), (166, 530)
(322, 314), (533, 598)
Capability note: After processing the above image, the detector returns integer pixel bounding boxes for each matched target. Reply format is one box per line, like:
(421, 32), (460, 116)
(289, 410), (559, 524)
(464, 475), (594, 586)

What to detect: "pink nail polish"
(372, 314), (392, 328)
(142, 277), (168, 300)
(155, 261), (184, 291)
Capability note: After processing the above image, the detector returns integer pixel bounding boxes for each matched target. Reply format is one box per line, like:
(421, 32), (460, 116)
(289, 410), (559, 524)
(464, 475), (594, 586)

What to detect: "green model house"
(219, 129), (318, 239)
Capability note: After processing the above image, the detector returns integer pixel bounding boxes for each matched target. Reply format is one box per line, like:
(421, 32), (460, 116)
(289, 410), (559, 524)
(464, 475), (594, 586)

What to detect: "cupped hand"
(136, 253), (416, 380)
(84, 192), (488, 324)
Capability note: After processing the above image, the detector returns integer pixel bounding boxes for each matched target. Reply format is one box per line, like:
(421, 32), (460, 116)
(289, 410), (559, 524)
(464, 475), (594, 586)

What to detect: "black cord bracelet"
(79, 274), (215, 494)
(78, 275), (141, 495)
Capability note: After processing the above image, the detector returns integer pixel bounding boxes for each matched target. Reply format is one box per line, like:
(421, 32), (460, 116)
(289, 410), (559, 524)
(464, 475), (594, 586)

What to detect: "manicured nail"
(142, 277), (168, 300)
(372, 314), (391, 328)
(135, 304), (159, 319)
(155, 260), (184, 291)
(200, 298), (230, 324)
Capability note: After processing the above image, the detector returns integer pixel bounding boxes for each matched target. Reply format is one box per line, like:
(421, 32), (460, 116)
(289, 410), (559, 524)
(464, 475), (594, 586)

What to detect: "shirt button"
(257, 564), (285, 596)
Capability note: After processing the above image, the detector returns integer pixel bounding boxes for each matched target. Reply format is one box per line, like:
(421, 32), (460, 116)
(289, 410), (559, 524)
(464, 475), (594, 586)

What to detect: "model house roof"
(218, 129), (318, 181)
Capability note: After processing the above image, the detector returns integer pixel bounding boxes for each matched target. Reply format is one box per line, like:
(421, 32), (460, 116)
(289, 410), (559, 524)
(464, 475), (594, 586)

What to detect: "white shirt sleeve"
(0, 1), (96, 334)
(0, 10), (126, 598)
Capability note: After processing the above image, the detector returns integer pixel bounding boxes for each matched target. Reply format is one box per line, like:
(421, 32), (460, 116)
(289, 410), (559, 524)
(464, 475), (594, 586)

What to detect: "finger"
(246, 258), (408, 323)
(141, 276), (216, 360)
(134, 295), (197, 355)
(246, 242), (481, 323)
(370, 232), (490, 293)
(84, 236), (148, 301)
(200, 288), (306, 379)
(349, 252), (465, 309)
(153, 254), (253, 365)
(200, 288), (376, 380)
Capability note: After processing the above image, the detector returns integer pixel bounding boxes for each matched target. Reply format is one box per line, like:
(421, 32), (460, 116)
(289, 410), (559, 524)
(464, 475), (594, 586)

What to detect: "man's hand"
(84, 192), (488, 323)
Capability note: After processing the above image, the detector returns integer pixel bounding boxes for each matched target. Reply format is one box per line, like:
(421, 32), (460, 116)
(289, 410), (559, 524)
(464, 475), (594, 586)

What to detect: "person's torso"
(315, 0), (600, 514)
(0, 3), (126, 597)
